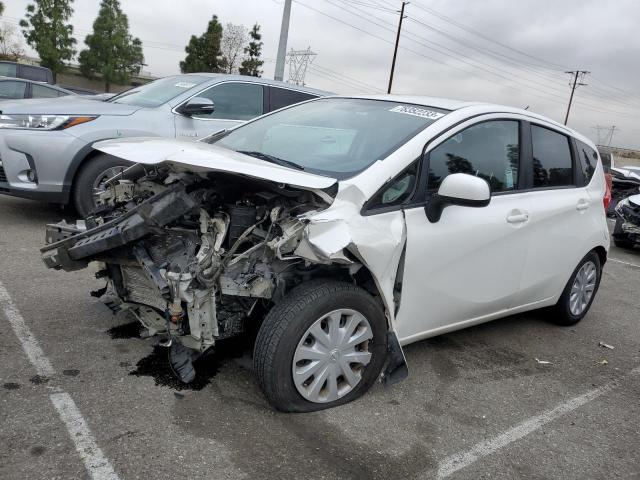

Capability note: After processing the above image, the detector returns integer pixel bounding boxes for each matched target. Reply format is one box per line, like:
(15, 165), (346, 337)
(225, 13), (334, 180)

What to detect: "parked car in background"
(0, 61), (54, 84)
(613, 193), (640, 249)
(41, 96), (610, 411)
(0, 73), (327, 216)
(0, 77), (75, 101)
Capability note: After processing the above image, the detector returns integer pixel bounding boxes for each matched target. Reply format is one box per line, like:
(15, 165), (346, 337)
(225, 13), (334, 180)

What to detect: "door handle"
(576, 199), (590, 211)
(506, 212), (529, 224)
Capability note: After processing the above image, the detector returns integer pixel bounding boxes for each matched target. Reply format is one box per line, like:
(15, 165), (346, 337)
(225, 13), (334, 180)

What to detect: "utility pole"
(387, 1), (408, 94)
(274, 0), (292, 81)
(564, 70), (589, 125)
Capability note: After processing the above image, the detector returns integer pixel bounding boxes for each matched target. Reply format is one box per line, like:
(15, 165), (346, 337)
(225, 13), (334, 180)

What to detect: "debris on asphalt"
(596, 359), (609, 365)
(535, 358), (553, 365)
(598, 341), (615, 349)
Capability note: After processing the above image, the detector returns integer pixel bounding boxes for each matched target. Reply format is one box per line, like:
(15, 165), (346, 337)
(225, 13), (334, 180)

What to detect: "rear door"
(516, 124), (593, 305)
(395, 116), (532, 342)
(173, 81), (264, 140)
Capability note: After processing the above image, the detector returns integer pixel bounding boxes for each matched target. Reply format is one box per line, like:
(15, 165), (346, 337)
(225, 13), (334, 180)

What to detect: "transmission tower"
(592, 125), (619, 146)
(286, 47), (317, 85)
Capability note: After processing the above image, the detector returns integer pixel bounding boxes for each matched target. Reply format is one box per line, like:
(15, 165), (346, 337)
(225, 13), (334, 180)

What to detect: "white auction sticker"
(389, 105), (445, 119)
(174, 82), (197, 88)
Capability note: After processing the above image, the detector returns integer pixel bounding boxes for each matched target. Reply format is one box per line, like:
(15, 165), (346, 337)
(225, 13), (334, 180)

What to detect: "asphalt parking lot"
(1, 194), (639, 480)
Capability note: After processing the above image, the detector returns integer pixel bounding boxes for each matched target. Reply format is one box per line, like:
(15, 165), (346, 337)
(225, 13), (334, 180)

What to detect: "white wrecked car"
(41, 96), (610, 411)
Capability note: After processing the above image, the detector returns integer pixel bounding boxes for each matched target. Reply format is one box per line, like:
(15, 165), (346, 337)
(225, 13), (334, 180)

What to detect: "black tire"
(254, 280), (387, 412)
(72, 153), (132, 217)
(552, 251), (602, 326)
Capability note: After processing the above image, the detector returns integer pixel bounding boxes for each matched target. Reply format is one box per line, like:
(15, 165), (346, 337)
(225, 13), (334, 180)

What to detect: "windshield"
(213, 98), (448, 178)
(109, 75), (209, 107)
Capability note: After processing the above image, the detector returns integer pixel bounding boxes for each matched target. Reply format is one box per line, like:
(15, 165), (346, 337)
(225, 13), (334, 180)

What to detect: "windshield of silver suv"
(214, 98), (449, 178)
(108, 75), (209, 107)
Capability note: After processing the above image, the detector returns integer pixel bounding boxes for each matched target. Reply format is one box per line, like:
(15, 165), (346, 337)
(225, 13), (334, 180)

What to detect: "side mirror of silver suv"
(179, 97), (215, 116)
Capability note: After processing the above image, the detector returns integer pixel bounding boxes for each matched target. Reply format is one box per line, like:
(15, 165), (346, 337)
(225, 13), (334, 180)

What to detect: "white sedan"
(42, 95), (610, 411)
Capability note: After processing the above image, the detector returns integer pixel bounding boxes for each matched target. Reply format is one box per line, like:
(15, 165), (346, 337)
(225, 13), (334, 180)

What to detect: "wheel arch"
(62, 143), (111, 203)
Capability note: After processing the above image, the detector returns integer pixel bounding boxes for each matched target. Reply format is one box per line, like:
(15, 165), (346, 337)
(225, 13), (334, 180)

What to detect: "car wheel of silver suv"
(73, 153), (132, 217)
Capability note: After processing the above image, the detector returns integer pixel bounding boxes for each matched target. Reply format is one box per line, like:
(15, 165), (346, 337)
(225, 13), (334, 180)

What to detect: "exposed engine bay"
(41, 164), (376, 382)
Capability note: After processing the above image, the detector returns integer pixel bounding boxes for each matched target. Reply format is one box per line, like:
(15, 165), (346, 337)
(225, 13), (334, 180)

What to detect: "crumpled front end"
(41, 157), (409, 384)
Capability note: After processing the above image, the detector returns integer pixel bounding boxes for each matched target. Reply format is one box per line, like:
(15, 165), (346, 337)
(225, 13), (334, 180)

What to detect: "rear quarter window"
(576, 140), (599, 185)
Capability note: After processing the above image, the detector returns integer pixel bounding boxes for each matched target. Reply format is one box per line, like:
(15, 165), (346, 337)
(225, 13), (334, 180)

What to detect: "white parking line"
(609, 257), (640, 268)
(0, 280), (121, 480)
(0, 283), (54, 377)
(436, 366), (640, 479)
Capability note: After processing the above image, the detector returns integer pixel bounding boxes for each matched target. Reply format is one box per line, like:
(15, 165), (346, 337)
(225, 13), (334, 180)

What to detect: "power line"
(314, 1), (639, 118)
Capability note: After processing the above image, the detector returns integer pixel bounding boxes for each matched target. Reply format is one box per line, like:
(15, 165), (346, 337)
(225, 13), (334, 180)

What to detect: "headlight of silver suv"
(0, 114), (97, 130)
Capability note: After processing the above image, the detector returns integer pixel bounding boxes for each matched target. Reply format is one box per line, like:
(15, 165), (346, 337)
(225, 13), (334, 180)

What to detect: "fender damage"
(41, 138), (408, 384)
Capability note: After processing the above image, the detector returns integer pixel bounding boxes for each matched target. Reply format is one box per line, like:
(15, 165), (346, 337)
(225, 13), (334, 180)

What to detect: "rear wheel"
(254, 280), (387, 412)
(552, 251), (602, 326)
(73, 153), (131, 217)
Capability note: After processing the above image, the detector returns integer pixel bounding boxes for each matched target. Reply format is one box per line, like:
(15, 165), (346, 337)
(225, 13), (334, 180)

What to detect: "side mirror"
(179, 97), (215, 116)
(425, 173), (491, 223)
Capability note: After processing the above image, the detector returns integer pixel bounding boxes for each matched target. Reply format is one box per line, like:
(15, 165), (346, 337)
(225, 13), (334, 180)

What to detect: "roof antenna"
(524, 105), (530, 110)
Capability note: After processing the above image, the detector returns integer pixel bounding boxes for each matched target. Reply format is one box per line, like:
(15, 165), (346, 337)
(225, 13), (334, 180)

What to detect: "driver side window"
(193, 82), (264, 120)
(427, 120), (520, 193)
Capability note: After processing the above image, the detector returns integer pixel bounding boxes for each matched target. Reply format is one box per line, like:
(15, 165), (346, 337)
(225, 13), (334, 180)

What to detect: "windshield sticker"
(389, 105), (445, 120)
(174, 82), (197, 88)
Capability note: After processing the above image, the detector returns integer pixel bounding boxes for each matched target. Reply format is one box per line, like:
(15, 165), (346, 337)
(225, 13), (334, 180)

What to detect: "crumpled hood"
(93, 137), (338, 190)
(0, 96), (141, 116)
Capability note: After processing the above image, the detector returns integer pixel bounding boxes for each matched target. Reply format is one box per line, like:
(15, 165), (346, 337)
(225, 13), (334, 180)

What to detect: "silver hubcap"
(292, 309), (373, 403)
(569, 261), (597, 315)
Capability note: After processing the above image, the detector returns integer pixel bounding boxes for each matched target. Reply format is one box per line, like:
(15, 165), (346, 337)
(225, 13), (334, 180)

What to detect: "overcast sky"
(4, 0), (640, 148)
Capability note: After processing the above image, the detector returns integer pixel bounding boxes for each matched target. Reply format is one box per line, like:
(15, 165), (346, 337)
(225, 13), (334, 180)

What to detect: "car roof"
(176, 73), (331, 96)
(341, 94), (595, 148)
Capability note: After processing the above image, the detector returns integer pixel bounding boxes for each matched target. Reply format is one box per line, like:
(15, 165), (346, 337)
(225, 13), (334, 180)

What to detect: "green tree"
(78, 0), (144, 92)
(20, 0), (76, 82)
(180, 15), (223, 73)
(239, 23), (263, 77)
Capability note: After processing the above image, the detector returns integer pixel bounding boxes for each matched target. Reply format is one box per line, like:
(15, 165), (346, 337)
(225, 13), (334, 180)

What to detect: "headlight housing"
(0, 114), (97, 130)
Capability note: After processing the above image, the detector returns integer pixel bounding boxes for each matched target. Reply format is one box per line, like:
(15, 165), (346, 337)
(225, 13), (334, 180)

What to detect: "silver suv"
(0, 74), (326, 216)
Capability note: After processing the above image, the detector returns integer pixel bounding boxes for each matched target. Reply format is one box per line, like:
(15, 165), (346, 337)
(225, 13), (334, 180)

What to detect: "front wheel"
(552, 251), (602, 326)
(72, 153), (132, 217)
(254, 280), (387, 412)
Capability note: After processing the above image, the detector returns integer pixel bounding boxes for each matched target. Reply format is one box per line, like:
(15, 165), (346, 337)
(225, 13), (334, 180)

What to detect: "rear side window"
(0, 80), (27, 99)
(427, 120), (520, 193)
(576, 140), (598, 185)
(531, 125), (573, 188)
(0, 62), (17, 77)
(269, 87), (316, 111)
(32, 84), (62, 98)
(20, 65), (49, 83)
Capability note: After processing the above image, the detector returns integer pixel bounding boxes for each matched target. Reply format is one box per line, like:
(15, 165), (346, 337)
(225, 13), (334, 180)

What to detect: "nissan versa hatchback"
(41, 96), (610, 412)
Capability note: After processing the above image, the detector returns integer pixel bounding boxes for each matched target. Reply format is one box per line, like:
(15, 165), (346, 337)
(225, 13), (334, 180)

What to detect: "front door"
(395, 118), (531, 343)
(173, 81), (264, 140)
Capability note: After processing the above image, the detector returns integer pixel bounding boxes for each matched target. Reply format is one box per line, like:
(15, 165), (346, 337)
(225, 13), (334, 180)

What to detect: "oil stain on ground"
(107, 321), (143, 339)
(129, 337), (251, 391)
